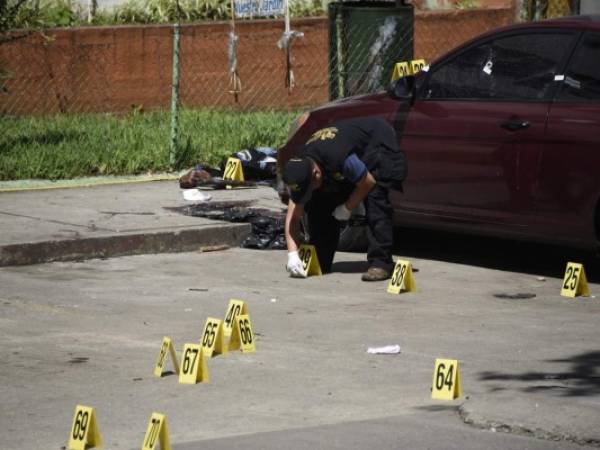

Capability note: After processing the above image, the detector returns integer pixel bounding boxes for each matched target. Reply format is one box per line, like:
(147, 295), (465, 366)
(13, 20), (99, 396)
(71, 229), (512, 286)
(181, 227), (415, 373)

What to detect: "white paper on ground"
(367, 345), (401, 354)
(183, 189), (212, 202)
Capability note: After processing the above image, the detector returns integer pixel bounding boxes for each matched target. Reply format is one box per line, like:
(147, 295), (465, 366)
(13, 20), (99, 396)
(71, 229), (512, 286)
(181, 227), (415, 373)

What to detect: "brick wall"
(0, 8), (514, 115)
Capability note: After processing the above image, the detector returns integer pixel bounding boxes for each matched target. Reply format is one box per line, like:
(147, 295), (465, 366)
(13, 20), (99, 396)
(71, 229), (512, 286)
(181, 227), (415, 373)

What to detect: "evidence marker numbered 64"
(68, 405), (102, 450)
(431, 358), (462, 401)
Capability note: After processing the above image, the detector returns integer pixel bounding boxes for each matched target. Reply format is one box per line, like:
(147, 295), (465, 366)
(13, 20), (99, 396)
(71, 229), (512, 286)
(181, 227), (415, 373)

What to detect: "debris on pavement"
(493, 292), (536, 300)
(168, 201), (286, 250)
(183, 189), (212, 202)
(367, 345), (401, 354)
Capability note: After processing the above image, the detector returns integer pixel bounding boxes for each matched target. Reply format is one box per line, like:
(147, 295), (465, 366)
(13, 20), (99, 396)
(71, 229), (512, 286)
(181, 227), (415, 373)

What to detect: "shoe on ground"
(361, 266), (391, 282)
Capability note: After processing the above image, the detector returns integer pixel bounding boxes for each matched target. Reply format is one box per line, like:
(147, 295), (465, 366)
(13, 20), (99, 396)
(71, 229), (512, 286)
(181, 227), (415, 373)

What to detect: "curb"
(0, 223), (251, 267)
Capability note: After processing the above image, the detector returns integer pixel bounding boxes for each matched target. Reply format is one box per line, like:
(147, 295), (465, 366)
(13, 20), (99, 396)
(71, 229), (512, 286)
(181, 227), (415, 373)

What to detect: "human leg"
(364, 183), (394, 279)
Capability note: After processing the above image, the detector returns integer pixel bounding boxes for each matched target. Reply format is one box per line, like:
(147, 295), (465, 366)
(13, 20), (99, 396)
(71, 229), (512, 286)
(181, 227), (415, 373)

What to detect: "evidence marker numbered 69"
(68, 405), (102, 450)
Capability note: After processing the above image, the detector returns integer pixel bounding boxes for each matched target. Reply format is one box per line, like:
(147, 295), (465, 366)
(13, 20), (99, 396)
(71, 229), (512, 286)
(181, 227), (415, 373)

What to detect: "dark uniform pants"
(305, 183), (394, 274)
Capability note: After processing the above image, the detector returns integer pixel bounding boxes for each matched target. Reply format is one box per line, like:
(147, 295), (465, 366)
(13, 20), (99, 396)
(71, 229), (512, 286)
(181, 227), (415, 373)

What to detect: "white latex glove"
(332, 204), (352, 221)
(286, 251), (306, 278)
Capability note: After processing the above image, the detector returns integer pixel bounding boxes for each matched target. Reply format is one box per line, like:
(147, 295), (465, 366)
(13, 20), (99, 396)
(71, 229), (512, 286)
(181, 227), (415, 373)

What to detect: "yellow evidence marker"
(141, 412), (171, 450)
(223, 157), (244, 182)
(229, 314), (256, 353)
(431, 358), (462, 400)
(153, 337), (179, 377)
(68, 405), (102, 450)
(178, 344), (209, 384)
(561, 262), (590, 298)
(387, 259), (416, 294)
(223, 299), (248, 338)
(391, 61), (411, 81)
(201, 317), (228, 357)
(410, 59), (427, 74)
(297, 244), (323, 277)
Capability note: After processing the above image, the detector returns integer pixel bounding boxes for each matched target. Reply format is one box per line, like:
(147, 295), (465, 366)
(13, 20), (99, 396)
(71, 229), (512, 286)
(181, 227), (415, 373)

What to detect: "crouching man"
(283, 117), (407, 281)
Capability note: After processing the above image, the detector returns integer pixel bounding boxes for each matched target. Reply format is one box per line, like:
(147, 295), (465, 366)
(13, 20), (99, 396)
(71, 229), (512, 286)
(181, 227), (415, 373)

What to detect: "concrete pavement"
(0, 181), (283, 266)
(0, 180), (599, 449)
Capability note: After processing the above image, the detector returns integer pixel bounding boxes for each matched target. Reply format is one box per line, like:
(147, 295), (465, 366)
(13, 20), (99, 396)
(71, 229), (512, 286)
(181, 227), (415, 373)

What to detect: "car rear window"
(557, 32), (600, 101)
(424, 32), (576, 101)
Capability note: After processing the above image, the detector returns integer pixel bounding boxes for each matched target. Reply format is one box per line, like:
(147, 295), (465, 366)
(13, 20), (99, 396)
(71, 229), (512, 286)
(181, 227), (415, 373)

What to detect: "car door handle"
(501, 120), (530, 131)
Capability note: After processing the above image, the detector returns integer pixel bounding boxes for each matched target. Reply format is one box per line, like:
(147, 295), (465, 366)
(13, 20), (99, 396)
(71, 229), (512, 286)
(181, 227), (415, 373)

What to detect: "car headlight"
(287, 112), (309, 141)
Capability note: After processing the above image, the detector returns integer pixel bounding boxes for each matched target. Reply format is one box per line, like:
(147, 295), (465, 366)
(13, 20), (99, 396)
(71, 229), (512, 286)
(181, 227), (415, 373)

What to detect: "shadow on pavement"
(331, 260), (369, 274)
(393, 227), (600, 282)
(478, 351), (600, 397)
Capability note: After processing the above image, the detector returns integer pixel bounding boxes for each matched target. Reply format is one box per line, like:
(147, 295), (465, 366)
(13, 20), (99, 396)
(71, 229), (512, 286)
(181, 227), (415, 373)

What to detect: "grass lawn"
(0, 108), (298, 180)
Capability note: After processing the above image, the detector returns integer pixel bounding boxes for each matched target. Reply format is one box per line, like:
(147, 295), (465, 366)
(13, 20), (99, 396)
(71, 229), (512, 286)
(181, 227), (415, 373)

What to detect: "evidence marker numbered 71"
(68, 405), (102, 450)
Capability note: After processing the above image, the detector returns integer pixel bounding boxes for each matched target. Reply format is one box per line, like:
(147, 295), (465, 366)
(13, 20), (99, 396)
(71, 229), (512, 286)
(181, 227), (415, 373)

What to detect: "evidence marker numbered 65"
(387, 259), (416, 294)
(178, 343), (209, 384)
(68, 405), (102, 450)
(561, 262), (590, 298)
(201, 317), (228, 357)
(229, 314), (256, 353)
(223, 299), (248, 337)
(153, 336), (179, 377)
(297, 244), (322, 277)
(142, 412), (171, 450)
(431, 358), (462, 401)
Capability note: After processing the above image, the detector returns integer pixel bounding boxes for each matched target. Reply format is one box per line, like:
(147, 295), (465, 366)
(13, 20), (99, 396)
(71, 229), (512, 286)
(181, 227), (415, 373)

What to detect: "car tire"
(337, 221), (368, 252)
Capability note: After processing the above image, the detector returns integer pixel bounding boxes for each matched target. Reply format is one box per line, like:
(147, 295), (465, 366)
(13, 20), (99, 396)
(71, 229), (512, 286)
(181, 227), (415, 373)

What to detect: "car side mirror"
(387, 75), (416, 102)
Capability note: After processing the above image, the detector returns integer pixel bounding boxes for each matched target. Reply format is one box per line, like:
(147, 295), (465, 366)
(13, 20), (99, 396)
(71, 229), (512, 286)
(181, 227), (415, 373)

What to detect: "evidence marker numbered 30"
(68, 405), (102, 450)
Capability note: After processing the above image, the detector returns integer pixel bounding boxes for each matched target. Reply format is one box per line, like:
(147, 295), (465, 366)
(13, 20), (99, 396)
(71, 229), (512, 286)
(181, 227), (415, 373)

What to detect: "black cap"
(283, 157), (313, 204)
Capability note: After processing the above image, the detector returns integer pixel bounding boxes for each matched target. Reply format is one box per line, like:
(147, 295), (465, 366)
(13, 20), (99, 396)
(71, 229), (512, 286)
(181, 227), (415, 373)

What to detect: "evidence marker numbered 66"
(68, 405), (102, 450)
(229, 314), (256, 353)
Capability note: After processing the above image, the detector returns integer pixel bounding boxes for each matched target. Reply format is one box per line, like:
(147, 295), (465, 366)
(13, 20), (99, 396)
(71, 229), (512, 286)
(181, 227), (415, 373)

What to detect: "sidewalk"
(0, 180), (284, 266)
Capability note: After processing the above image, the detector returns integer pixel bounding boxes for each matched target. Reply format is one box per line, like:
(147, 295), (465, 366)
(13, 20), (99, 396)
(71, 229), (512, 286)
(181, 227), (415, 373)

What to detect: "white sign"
(234, 0), (285, 17)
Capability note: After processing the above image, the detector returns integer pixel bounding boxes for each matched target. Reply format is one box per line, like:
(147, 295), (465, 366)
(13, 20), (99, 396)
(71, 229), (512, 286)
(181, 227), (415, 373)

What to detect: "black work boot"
(361, 266), (391, 282)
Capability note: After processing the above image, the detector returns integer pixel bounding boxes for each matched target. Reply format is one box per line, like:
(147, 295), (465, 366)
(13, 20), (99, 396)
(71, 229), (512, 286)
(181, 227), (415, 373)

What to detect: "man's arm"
(345, 171), (376, 210)
(285, 199), (305, 253)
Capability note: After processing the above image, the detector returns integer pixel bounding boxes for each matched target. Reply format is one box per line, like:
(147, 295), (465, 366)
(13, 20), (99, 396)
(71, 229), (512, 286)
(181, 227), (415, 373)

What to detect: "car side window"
(423, 33), (575, 101)
(557, 33), (600, 101)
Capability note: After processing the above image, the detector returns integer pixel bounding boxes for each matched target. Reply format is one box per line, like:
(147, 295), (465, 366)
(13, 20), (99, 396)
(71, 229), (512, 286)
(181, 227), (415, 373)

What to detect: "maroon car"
(278, 15), (600, 252)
